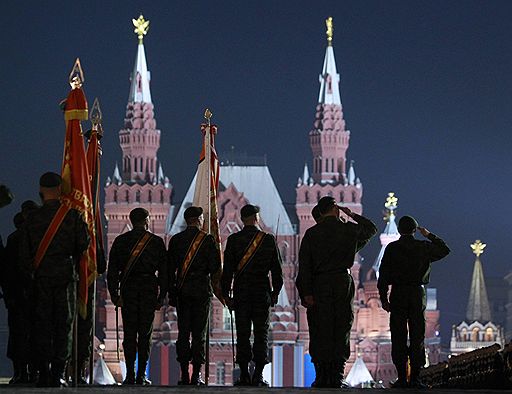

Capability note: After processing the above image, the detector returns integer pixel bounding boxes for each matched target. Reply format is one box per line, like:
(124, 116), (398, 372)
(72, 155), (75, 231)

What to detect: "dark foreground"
(1, 385), (512, 393)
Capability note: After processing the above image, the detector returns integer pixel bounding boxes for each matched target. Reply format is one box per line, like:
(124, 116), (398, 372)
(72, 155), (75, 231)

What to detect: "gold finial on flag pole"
(90, 98), (102, 128)
(204, 108), (213, 127)
(326, 17), (333, 46)
(133, 14), (150, 44)
(69, 58), (85, 89)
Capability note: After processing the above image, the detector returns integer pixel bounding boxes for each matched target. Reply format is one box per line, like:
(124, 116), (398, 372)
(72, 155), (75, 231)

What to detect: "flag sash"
(33, 204), (70, 269)
(234, 231), (266, 284)
(119, 232), (153, 294)
(177, 231), (207, 291)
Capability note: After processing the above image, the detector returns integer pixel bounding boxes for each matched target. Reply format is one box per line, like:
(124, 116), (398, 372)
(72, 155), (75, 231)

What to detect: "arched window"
(340, 191), (344, 202)
(125, 190), (130, 203)
(134, 158), (137, 172)
(325, 159), (329, 172)
(216, 362), (225, 385)
(331, 158), (335, 172)
(485, 327), (494, 341)
(352, 191), (357, 203)
(160, 190), (164, 203)
(148, 190), (152, 203)
(317, 191), (321, 202)
(304, 191), (309, 203)
(113, 190), (118, 203)
(461, 328), (467, 341)
(471, 327), (479, 342)
(140, 158), (143, 172)
(136, 190), (141, 203)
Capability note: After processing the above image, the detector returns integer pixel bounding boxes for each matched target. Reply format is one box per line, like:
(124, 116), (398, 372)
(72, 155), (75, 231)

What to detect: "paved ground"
(1, 386), (512, 393)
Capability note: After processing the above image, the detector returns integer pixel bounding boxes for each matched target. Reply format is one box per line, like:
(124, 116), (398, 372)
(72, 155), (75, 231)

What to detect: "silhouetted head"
(311, 205), (323, 224)
(39, 172), (62, 202)
(130, 208), (150, 229)
(21, 200), (39, 219)
(317, 196), (339, 218)
(241, 204), (260, 226)
(184, 206), (204, 228)
(398, 215), (418, 235)
(13, 212), (24, 229)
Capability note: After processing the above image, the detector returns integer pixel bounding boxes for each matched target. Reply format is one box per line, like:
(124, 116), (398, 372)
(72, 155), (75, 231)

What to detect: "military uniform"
(221, 224), (283, 384)
(4, 217), (32, 383)
(20, 199), (90, 386)
(167, 226), (221, 382)
(297, 209), (377, 387)
(107, 227), (167, 384)
(378, 230), (450, 385)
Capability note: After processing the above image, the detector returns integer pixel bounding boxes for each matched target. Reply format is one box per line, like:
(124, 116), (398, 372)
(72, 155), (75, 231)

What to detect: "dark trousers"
(234, 291), (271, 365)
(121, 284), (157, 374)
(6, 292), (31, 364)
(306, 307), (318, 363)
(176, 296), (211, 364)
(77, 284), (94, 367)
(389, 285), (426, 377)
(310, 272), (354, 364)
(33, 278), (76, 364)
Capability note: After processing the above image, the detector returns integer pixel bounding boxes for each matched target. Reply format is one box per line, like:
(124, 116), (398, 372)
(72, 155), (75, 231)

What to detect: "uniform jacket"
(107, 227), (168, 302)
(221, 225), (283, 298)
(377, 233), (450, 301)
(167, 226), (221, 299)
(20, 200), (90, 282)
(297, 214), (377, 299)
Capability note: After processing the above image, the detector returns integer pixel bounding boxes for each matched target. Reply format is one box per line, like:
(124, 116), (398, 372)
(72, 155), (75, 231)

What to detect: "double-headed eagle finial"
(326, 17), (333, 46)
(471, 240), (486, 258)
(133, 14), (150, 44)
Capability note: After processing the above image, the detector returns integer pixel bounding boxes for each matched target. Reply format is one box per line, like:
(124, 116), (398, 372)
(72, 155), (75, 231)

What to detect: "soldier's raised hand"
(339, 206), (354, 218)
(417, 227), (430, 238)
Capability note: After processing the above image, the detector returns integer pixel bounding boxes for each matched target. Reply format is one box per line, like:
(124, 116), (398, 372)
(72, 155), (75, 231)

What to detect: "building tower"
(102, 15), (173, 378)
(450, 240), (505, 355)
(296, 17), (362, 240)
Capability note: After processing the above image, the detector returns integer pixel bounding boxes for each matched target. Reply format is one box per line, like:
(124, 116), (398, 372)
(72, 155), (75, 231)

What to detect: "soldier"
(107, 208), (167, 385)
(377, 216), (450, 388)
(221, 204), (283, 387)
(297, 196), (377, 388)
(20, 173), (90, 387)
(4, 201), (39, 385)
(167, 206), (221, 385)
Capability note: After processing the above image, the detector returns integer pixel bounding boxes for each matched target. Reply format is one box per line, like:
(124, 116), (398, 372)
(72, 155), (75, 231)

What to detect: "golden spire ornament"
(133, 14), (150, 43)
(90, 98), (103, 128)
(69, 58), (84, 89)
(383, 192), (398, 222)
(471, 240), (486, 257)
(326, 17), (333, 46)
(204, 108), (213, 127)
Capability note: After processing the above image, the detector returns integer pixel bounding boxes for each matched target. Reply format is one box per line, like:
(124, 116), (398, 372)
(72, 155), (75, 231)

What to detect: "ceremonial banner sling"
(119, 232), (153, 295)
(177, 231), (207, 290)
(234, 231), (266, 284)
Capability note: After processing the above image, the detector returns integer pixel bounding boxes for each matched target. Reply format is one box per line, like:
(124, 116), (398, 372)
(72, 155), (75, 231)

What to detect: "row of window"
(113, 189), (167, 204)
(123, 157), (156, 174)
(120, 133), (158, 145)
(313, 157), (338, 174)
(303, 190), (357, 204)
(311, 134), (347, 145)
(458, 327), (496, 342)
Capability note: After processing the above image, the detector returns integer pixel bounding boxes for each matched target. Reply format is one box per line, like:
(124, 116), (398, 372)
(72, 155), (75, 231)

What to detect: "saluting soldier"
(107, 208), (167, 386)
(167, 206), (221, 385)
(378, 216), (450, 388)
(20, 173), (90, 387)
(221, 204), (283, 387)
(297, 196), (377, 388)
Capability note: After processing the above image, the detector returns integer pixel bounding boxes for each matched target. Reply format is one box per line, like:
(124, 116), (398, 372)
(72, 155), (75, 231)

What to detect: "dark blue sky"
(1, 1), (511, 344)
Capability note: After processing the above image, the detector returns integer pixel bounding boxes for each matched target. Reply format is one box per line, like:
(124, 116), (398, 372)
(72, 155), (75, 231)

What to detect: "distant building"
(450, 241), (505, 356)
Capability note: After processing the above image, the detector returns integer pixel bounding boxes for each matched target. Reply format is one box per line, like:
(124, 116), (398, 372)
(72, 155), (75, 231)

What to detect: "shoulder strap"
(119, 232), (153, 291)
(177, 231), (207, 290)
(33, 204), (70, 269)
(234, 231), (266, 283)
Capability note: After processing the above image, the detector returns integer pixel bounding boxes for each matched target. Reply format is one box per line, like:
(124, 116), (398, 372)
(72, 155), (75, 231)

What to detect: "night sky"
(1, 1), (511, 347)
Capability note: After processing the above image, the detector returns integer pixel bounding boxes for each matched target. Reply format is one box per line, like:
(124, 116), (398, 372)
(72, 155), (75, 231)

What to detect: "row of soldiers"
(0, 173), (450, 388)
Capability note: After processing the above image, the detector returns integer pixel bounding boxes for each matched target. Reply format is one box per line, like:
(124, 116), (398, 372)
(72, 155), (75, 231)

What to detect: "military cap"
(311, 205), (322, 223)
(317, 196), (338, 215)
(129, 207), (149, 225)
(13, 212), (24, 229)
(39, 172), (62, 187)
(184, 206), (203, 220)
(240, 204), (260, 219)
(398, 215), (418, 234)
(21, 200), (39, 213)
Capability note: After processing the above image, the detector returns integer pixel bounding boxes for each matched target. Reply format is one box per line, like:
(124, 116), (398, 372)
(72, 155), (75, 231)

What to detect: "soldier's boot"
(178, 362), (190, 385)
(36, 361), (50, 387)
(390, 363), (408, 388)
(330, 361), (349, 388)
(252, 363), (269, 387)
(9, 361), (26, 384)
(234, 362), (251, 386)
(311, 363), (323, 387)
(190, 363), (205, 385)
(122, 360), (135, 385)
(17, 364), (30, 384)
(409, 369), (427, 389)
(135, 360), (151, 385)
(76, 359), (88, 385)
(50, 360), (68, 388)
(28, 363), (39, 384)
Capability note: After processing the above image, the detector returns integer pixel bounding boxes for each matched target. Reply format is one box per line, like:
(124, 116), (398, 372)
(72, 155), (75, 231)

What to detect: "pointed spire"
(466, 240), (492, 322)
(158, 163), (165, 183)
(129, 15), (152, 104)
(112, 163), (122, 185)
(373, 193), (400, 276)
(302, 163), (310, 185)
(318, 17), (341, 105)
(347, 160), (356, 185)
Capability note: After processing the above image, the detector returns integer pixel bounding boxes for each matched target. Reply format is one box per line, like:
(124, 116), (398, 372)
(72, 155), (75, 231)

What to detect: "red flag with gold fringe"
(61, 59), (96, 318)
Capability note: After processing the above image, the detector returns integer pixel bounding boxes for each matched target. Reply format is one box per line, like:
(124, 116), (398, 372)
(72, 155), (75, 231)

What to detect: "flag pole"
(204, 108), (212, 386)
